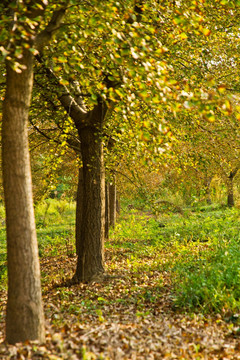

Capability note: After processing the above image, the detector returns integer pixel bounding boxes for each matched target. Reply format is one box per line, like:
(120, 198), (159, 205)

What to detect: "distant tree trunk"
(109, 178), (117, 228)
(75, 167), (83, 255)
(2, 55), (45, 344)
(105, 183), (110, 240)
(74, 117), (105, 282)
(227, 181), (234, 207)
(226, 168), (239, 207)
(116, 192), (121, 215)
(227, 172), (235, 207)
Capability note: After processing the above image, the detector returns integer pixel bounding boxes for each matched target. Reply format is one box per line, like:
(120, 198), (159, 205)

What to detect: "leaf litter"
(0, 245), (240, 359)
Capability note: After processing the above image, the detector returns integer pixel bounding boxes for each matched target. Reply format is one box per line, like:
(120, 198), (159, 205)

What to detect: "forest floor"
(0, 204), (240, 359)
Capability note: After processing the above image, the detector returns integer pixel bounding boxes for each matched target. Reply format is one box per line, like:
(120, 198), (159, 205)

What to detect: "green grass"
(109, 205), (240, 315)
(0, 199), (76, 288)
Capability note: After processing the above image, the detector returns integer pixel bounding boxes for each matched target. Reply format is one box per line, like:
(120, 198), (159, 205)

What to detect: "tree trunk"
(227, 175), (234, 207)
(116, 192), (121, 215)
(35, 60), (109, 283)
(2, 55), (45, 344)
(109, 178), (117, 228)
(105, 183), (110, 240)
(226, 169), (239, 207)
(75, 167), (83, 255)
(74, 124), (105, 282)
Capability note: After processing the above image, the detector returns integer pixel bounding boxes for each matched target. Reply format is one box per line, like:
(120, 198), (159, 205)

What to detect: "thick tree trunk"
(74, 124), (105, 282)
(105, 183), (110, 240)
(109, 178), (117, 228)
(2, 56), (45, 344)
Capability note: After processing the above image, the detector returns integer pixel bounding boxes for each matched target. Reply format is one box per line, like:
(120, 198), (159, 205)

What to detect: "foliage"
(35, 198), (75, 227)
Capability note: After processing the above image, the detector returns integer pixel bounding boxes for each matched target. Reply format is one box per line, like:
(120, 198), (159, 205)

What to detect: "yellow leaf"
(179, 32), (188, 40)
(201, 27), (211, 36)
(218, 84), (226, 93)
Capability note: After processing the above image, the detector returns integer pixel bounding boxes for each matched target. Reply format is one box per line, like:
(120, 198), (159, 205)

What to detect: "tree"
(30, 0), (172, 282)
(1, 0), (68, 343)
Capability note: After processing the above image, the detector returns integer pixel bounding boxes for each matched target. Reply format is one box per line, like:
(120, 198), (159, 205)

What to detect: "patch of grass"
(37, 225), (75, 257)
(172, 240), (240, 314)
(0, 199), (76, 289)
(35, 199), (75, 227)
(109, 205), (240, 315)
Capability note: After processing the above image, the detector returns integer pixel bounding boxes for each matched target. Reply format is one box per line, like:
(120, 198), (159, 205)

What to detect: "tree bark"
(116, 192), (121, 215)
(74, 120), (105, 282)
(227, 174), (234, 207)
(105, 183), (110, 240)
(2, 54), (45, 344)
(109, 178), (117, 228)
(227, 168), (238, 207)
(75, 167), (83, 255)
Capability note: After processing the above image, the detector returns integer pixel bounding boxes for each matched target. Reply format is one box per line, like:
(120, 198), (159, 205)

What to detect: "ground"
(0, 252), (239, 359)
(0, 207), (240, 359)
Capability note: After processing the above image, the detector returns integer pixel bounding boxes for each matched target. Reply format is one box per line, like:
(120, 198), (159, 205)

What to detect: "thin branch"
(35, 55), (88, 125)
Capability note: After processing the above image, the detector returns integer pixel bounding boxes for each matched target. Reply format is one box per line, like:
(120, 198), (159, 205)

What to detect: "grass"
(0, 199), (76, 288)
(109, 204), (240, 315)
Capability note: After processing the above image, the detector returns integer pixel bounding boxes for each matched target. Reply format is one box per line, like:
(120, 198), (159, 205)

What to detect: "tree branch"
(35, 56), (89, 125)
(29, 117), (81, 153)
(35, 5), (69, 53)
